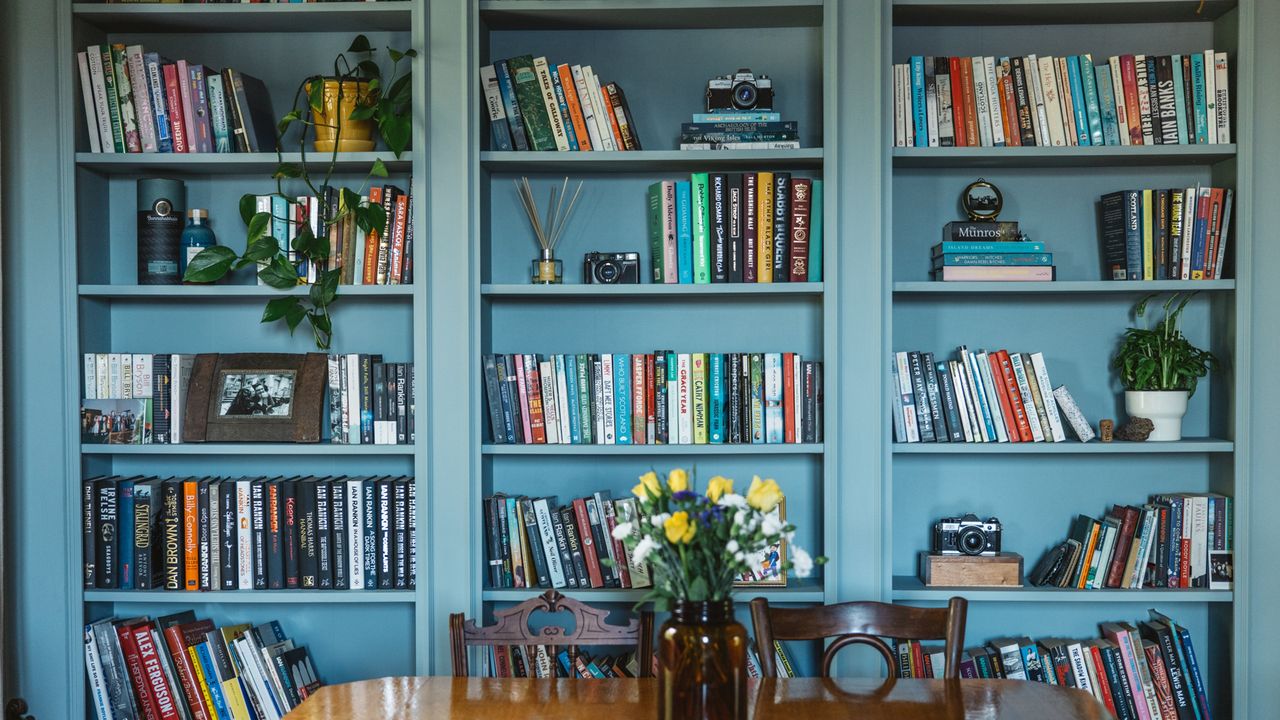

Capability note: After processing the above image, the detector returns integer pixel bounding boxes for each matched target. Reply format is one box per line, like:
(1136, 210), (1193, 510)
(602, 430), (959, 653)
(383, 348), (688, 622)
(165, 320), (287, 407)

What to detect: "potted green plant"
(183, 35), (415, 350)
(1112, 293), (1218, 441)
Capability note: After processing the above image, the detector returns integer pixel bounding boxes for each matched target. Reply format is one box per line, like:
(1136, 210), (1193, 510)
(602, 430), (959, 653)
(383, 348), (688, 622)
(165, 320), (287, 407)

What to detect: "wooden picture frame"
(734, 498), (787, 588)
(182, 353), (327, 443)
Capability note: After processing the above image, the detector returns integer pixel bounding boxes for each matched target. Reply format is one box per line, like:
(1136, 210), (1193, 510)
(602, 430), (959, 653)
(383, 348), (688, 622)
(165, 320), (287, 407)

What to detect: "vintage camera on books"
(933, 514), (1002, 556)
(583, 251), (641, 284)
(706, 68), (774, 112)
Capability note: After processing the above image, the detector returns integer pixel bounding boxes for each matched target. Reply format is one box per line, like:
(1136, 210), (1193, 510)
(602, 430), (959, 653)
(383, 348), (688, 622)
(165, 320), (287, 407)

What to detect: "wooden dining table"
(286, 676), (1109, 719)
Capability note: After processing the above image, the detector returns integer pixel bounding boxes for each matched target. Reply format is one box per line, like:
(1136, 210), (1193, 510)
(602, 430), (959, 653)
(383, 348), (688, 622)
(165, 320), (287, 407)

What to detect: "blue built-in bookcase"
(886, 1), (1250, 718)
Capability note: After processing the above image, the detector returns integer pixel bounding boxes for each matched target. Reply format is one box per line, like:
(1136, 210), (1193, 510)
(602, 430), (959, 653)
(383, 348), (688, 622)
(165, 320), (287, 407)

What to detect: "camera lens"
(732, 82), (758, 110)
(957, 527), (987, 556)
(596, 261), (620, 283)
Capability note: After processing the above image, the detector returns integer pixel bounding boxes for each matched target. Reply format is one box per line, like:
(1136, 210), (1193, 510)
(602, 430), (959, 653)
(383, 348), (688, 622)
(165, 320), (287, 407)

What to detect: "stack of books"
(679, 111), (801, 150)
(894, 611), (1212, 720)
(83, 475), (415, 592)
(745, 640), (798, 678)
(481, 352), (823, 446)
(1100, 186), (1233, 281)
(892, 347), (1094, 444)
(892, 51), (1231, 148)
(1031, 494), (1233, 591)
(77, 43), (274, 154)
(648, 173), (822, 284)
(85, 612), (319, 720)
(484, 492), (649, 590)
(481, 56), (639, 151)
(326, 354), (415, 445)
(931, 221), (1052, 282)
(480, 645), (651, 679)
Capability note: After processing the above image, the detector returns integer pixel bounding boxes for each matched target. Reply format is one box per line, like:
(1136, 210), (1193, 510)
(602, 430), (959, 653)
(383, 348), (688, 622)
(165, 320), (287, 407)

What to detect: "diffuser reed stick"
(516, 176), (582, 284)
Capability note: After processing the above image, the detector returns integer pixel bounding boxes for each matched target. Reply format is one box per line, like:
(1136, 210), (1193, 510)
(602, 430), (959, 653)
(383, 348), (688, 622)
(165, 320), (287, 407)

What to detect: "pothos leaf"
(291, 225), (316, 253)
(309, 310), (333, 336)
(309, 269), (341, 307)
(244, 233), (281, 263)
(370, 158), (389, 178)
(273, 163), (304, 180)
(285, 303), (308, 334)
(308, 80), (325, 114)
(262, 296), (301, 323)
(246, 211), (272, 242)
(182, 246), (237, 283)
(259, 256), (300, 290)
(347, 34), (372, 53)
(239, 195), (259, 226)
(276, 109), (302, 136)
(353, 202), (386, 236)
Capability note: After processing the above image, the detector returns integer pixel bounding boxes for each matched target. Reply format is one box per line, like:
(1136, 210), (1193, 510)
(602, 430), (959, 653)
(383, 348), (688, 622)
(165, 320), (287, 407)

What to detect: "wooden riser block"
(919, 552), (1023, 587)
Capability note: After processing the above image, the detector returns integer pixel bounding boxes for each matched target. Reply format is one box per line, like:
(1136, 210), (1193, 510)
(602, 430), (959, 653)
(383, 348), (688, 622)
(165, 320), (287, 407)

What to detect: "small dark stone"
(1116, 417), (1154, 442)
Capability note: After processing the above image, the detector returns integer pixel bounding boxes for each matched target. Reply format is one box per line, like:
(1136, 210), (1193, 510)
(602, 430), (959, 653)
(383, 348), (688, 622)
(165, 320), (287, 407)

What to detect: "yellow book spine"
(691, 353), (708, 444)
(222, 679), (252, 720)
(757, 172), (774, 283)
(1142, 189), (1154, 280)
(186, 646), (218, 716)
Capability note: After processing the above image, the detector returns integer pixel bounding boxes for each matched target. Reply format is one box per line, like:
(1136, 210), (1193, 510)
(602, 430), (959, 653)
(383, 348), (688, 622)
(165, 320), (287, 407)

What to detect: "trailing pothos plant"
(183, 35), (416, 350)
(1113, 293), (1218, 397)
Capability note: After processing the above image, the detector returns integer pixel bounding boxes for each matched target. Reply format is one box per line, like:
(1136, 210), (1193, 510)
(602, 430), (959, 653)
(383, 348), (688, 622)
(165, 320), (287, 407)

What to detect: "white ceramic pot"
(1124, 390), (1189, 441)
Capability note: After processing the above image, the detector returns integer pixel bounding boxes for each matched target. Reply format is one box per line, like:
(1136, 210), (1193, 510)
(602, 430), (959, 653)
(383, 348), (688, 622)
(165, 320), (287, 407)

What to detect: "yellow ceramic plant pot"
(309, 79), (376, 153)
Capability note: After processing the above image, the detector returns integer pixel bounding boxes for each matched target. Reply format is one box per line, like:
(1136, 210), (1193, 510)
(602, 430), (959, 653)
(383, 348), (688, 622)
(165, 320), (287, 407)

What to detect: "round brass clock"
(962, 178), (1003, 221)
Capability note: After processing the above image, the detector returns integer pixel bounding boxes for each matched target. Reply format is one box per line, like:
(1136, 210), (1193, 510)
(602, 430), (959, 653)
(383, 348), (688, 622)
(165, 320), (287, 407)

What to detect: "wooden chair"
(749, 596), (967, 678)
(449, 589), (654, 677)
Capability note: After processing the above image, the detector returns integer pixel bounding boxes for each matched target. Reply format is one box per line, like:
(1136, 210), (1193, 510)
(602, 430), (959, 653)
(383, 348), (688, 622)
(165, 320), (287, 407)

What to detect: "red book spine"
(1179, 532), (1191, 587)
(572, 498), (604, 588)
(525, 355), (547, 444)
(959, 59), (978, 146)
(133, 626), (182, 720)
(910, 640), (926, 679)
(949, 57), (967, 146)
(362, 186), (383, 285)
(985, 353), (1019, 442)
(743, 173), (758, 282)
(494, 645), (511, 677)
(162, 64), (188, 153)
(513, 354), (534, 443)
(782, 352), (796, 443)
(1090, 645), (1118, 716)
(1104, 506), (1140, 588)
(388, 192), (409, 285)
(1001, 69), (1022, 146)
(996, 351), (1033, 442)
(645, 354), (656, 444)
(631, 354), (646, 444)
(1120, 55), (1144, 145)
(162, 626), (212, 720)
(787, 178), (812, 282)
(116, 624), (162, 720)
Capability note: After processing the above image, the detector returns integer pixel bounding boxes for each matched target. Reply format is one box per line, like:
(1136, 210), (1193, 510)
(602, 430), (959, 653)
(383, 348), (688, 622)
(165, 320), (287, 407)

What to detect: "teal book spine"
(691, 172), (711, 283)
(934, 241), (1047, 254)
(1067, 56), (1090, 146)
(1079, 55), (1104, 146)
(195, 642), (234, 720)
(932, 253), (1053, 267)
(1191, 53), (1209, 143)
(206, 73), (232, 153)
(613, 354), (632, 444)
(1094, 64), (1121, 146)
(910, 56), (926, 147)
(271, 195), (289, 256)
(549, 70), (579, 151)
(564, 355), (582, 444)
(708, 353), (725, 444)
(1170, 55), (1189, 144)
(807, 180), (823, 281)
(675, 181), (694, 284)
(575, 354), (593, 444)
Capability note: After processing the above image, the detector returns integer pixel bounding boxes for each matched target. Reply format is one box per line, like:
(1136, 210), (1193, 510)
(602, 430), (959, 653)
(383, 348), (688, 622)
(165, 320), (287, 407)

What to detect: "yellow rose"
(746, 476), (783, 512)
(663, 511), (697, 544)
(667, 468), (689, 493)
(706, 476), (734, 502)
(633, 471), (662, 500)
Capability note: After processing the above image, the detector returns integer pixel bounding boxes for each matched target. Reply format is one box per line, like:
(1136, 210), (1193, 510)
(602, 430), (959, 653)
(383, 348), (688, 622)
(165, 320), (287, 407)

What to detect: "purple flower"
(697, 505), (727, 527)
(672, 490), (699, 503)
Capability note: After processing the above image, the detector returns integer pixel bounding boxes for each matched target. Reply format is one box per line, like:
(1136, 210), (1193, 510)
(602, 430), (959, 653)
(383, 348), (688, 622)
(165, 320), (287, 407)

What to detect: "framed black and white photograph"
(183, 353), (327, 442)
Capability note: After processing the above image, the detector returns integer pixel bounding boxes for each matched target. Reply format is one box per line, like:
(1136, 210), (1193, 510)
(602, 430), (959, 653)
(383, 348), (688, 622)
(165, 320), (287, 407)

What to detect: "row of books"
(646, 173), (823, 284)
(895, 611), (1211, 720)
(257, 183), (414, 286)
(1031, 494), (1233, 592)
(83, 475), (415, 591)
(481, 352), (825, 446)
(479, 646), (650, 679)
(77, 43), (274, 154)
(485, 493), (650, 590)
(481, 56), (640, 152)
(892, 348), (1094, 444)
(1100, 186), (1233, 282)
(325, 355), (415, 445)
(85, 612), (318, 720)
(893, 51), (1231, 149)
(931, 221), (1055, 282)
(678, 111), (802, 151)
(745, 640), (798, 678)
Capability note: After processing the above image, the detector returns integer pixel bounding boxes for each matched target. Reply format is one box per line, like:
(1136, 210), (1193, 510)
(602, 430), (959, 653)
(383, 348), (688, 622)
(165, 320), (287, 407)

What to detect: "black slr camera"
(583, 251), (641, 284)
(933, 514), (1002, 556)
(706, 68), (774, 112)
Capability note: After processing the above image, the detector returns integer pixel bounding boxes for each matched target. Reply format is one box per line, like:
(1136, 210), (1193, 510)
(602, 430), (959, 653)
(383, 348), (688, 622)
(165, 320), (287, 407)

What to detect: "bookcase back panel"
(892, 453), (1218, 576)
(98, 457), (416, 480)
(892, 297), (1224, 437)
(485, 27), (824, 151)
(892, 22), (1225, 64)
(483, 171), (824, 285)
(98, 172), (413, 286)
(892, 166), (1222, 283)
(87, 601), (416, 685)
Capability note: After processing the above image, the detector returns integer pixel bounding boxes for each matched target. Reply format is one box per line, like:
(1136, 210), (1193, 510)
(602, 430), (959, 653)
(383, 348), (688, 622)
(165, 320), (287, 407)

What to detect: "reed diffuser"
(516, 176), (583, 284)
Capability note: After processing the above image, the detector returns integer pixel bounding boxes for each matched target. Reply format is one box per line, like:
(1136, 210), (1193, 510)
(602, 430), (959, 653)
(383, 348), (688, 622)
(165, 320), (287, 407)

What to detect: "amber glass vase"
(657, 600), (749, 720)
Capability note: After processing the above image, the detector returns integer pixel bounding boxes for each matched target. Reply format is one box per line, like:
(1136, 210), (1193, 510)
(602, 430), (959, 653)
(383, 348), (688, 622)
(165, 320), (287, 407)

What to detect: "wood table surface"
(286, 676), (1109, 719)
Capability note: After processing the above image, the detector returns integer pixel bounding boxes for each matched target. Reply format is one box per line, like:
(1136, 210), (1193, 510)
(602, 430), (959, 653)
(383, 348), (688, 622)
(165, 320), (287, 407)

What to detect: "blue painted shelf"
(891, 576), (1233, 603)
(71, 1), (413, 33)
(483, 443), (824, 455)
(84, 590), (417, 604)
(479, 149), (825, 172)
(893, 280), (1236, 294)
(893, 438), (1233, 454)
(81, 444), (414, 455)
(893, 145), (1237, 168)
(75, 152), (412, 175)
(481, 284), (824, 298)
(78, 285), (414, 299)
(892, 0), (1237, 26)
(479, 0), (823, 29)
(484, 579), (824, 604)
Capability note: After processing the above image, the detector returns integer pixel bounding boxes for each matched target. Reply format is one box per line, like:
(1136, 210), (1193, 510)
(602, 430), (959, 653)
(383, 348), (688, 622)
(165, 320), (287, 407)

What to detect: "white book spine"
(125, 45), (157, 152)
(84, 626), (115, 720)
(581, 66), (615, 151)
(976, 353), (1009, 442)
(1067, 643), (1095, 695)
(132, 353), (152, 398)
(1007, 354), (1045, 441)
(120, 353), (133, 399)
(539, 360), (560, 445)
(1214, 52), (1231, 143)
(792, 354), (802, 442)
(764, 353), (783, 444)
(1038, 56), (1067, 146)
(1056, 57), (1077, 145)
(1109, 56), (1131, 146)
(1052, 385), (1096, 442)
(532, 57), (570, 151)
(86, 47), (116, 153)
(893, 65), (906, 147)
(77, 52), (103, 153)
(169, 354), (183, 443)
(948, 361), (974, 442)
(1132, 509), (1158, 588)
(984, 56), (1005, 146)
(895, 352), (919, 443)
(586, 68), (616, 151)
(971, 57), (993, 146)
(108, 353), (123, 398)
(677, 354), (693, 444)
(597, 353), (614, 443)
(1203, 50), (1217, 145)
(571, 65), (604, 151)
(1029, 352), (1066, 442)
(237, 480), (253, 589)
(960, 351), (990, 442)
(479, 64), (506, 124)
(533, 498), (566, 588)
(84, 354), (97, 400)
(936, 68), (954, 146)
(1024, 55), (1046, 144)
(96, 353), (109, 400)
(346, 480), (364, 590)
(1180, 185), (1196, 279)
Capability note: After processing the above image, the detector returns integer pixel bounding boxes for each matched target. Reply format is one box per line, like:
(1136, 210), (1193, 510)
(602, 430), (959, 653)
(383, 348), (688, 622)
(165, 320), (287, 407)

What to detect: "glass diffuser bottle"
(179, 209), (217, 283)
(516, 176), (581, 285)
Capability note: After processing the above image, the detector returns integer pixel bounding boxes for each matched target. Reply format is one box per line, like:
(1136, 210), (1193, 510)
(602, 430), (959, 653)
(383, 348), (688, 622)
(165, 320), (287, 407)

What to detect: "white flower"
(791, 546), (814, 578)
(733, 551), (746, 564)
(726, 540), (740, 554)
(611, 521), (632, 540)
(733, 510), (747, 526)
(761, 513), (784, 536)
(650, 513), (671, 528)
(717, 493), (748, 509)
(631, 536), (659, 566)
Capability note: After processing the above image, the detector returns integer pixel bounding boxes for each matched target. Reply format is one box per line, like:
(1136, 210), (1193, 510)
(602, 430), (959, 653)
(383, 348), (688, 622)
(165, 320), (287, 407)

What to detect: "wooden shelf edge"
(891, 576), (1233, 602)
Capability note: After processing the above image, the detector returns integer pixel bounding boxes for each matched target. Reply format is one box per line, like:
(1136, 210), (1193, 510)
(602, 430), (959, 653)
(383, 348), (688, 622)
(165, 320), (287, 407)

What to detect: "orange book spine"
(525, 356), (547, 444)
(182, 480), (198, 590)
(1077, 523), (1102, 589)
(948, 57), (967, 146)
(556, 64), (591, 150)
(388, 192), (409, 285)
(782, 352), (796, 443)
(1001, 72), (1022, 147)
(958, 59), (978, 146)
(986, 353), (1020, 442)
(362, 186), (383, 285)
(995, 350), (1033, 442)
